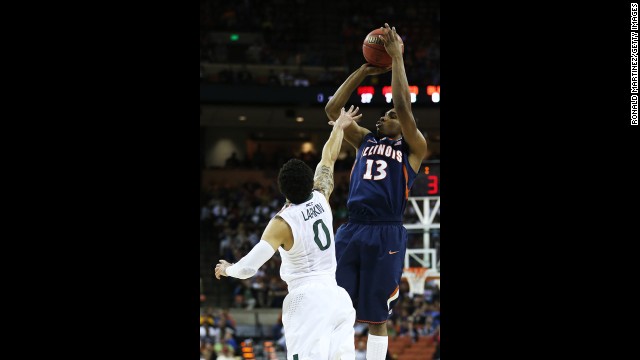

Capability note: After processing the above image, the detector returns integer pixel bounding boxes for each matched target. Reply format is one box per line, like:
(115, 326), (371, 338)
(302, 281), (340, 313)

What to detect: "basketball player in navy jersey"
(325, 23), (428, 360)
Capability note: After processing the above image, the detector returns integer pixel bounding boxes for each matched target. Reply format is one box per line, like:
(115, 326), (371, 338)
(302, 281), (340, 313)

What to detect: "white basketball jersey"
(277, 190), (336, 285)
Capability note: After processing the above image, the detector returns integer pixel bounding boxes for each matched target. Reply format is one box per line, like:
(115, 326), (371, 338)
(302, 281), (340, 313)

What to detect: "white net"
(402, 268), (429, 297)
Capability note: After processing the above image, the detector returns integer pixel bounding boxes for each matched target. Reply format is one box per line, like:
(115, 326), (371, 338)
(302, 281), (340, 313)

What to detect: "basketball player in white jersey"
(215, 106), (362, 360)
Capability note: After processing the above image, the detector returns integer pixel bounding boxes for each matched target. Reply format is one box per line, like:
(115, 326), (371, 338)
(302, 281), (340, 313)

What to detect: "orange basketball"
(362, 28), (404, 68)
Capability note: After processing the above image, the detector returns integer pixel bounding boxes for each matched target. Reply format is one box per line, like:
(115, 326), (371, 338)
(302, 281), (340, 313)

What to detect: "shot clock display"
(411, 162), (440, 196)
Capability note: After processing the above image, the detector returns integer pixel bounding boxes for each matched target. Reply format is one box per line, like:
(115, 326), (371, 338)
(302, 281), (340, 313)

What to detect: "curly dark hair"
(278, 158), (314, 204)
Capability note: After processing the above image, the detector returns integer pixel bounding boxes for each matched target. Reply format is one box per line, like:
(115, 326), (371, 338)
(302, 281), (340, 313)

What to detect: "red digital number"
(427, 175), (438, 195)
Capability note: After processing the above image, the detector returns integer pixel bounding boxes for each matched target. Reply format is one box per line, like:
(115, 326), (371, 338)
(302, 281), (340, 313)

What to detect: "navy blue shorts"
(334, 221), (407, 324)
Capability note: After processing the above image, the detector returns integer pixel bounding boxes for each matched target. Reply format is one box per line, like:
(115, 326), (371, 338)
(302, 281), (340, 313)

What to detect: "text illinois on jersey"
(361, 144), (403, 163)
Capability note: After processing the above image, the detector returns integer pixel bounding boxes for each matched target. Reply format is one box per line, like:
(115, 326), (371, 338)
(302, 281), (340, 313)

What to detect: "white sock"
(366, 334), (388, 360)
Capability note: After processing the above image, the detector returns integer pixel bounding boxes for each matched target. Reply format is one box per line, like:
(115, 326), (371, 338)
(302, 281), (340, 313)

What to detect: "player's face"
(376, 109), (402, 138)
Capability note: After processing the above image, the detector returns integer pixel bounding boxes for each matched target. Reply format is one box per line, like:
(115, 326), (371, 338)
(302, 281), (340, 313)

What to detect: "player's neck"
(382, 135), (402, 141)
(285, 192), (313, 205)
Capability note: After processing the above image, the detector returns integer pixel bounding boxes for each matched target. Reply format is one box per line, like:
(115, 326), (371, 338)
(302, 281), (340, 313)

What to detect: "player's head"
(376, 108), (402, 138)
(278, 158), (314, 204)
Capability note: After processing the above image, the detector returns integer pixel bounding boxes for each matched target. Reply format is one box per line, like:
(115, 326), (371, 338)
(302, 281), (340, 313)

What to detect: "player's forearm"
(321, 123), (345, 165)
(313, 125), (344, 197)
(225, 240), (275, 279)
(325, 68), (366, 120)
(391, 55), (412, 114)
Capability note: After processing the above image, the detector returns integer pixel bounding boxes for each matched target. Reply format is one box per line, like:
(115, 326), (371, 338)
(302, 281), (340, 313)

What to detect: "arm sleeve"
(225, 240), (276, 279)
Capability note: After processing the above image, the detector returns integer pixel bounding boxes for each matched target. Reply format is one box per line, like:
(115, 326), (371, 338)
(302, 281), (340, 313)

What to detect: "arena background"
(200, 1), (440, 359)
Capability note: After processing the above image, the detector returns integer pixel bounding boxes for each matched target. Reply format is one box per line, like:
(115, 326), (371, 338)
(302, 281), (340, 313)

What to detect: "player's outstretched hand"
(214, 260), (232, 279)
(360, 63), (391, 75)
(329, 105), (362, 129)
(378, 23), (403, 59)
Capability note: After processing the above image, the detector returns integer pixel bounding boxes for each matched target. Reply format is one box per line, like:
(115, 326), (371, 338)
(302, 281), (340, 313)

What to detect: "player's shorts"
(334, 220), (407, 324)
(282, 276), (356, 360)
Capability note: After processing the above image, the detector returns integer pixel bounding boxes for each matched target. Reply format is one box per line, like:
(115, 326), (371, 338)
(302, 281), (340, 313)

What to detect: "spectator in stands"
(222, 329), (239, 354)
(216, 346), (235, 360)
(213, 339), (235, 359)
(267, 277), (287, 308)
(250, 274), (268, 308)
(220, 308), (237, 331)
(201, 340), (215, 360)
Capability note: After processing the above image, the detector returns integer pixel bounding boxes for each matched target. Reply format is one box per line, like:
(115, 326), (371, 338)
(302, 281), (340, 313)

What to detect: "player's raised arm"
(325, 64), (389, 149)
(379, 23), (428, 172)
(314, 106), (362, 201)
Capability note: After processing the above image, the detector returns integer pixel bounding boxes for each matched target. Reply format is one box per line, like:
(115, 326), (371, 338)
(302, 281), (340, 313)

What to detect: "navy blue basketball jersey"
(347, 132), (418, 221)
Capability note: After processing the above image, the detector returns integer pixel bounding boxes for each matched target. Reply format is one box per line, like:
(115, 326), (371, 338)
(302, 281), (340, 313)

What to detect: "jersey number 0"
(312, 219), (331, 251)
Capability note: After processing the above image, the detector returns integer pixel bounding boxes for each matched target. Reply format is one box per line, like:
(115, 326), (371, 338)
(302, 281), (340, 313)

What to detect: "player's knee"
(368, 322), (387, 336)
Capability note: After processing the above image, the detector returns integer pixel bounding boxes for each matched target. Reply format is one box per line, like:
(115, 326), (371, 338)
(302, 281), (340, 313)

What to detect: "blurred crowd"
(200, 0), (440, 87)
(199, 280), (440, 359)
(199, 307), (240, 359)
